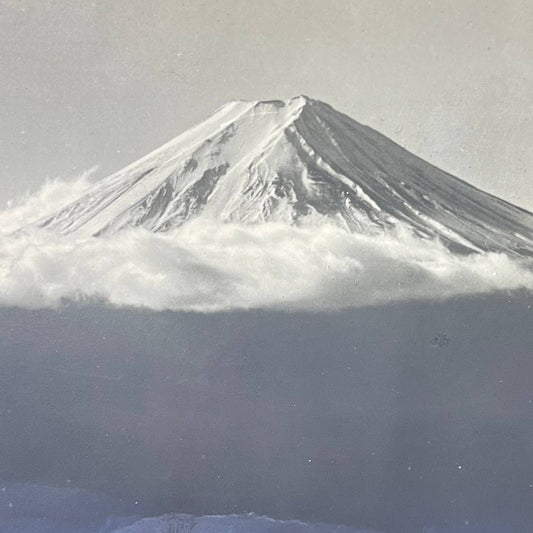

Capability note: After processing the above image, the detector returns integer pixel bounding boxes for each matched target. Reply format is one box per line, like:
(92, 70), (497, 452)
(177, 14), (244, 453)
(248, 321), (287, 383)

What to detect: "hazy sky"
(1, 0), (532, 210)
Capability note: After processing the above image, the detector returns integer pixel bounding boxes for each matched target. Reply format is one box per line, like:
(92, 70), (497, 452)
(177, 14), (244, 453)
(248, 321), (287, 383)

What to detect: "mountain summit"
(36, 96), (533, 256)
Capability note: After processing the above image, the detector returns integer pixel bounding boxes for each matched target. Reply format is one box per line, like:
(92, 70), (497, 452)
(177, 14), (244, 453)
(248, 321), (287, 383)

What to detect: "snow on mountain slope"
(34, 96), (533, 256)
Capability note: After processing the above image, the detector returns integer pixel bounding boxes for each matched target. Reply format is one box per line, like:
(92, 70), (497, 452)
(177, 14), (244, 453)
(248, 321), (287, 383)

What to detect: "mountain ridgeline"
(36, 96), (533, 256)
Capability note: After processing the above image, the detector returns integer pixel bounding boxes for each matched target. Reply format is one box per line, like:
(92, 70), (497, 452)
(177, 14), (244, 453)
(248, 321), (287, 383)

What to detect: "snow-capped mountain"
(35, 95), (533, 256)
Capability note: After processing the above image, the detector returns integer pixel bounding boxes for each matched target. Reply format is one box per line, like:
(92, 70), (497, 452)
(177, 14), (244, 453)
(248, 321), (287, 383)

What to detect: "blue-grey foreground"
(0, 292), (531, 533)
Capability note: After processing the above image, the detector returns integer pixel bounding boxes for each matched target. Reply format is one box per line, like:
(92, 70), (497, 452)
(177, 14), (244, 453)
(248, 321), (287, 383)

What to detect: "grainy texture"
(1, 1), (532, 210)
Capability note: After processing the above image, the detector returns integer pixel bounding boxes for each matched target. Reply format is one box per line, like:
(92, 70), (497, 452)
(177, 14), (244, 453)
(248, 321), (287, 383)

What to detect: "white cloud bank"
(0, 176), (531, 312)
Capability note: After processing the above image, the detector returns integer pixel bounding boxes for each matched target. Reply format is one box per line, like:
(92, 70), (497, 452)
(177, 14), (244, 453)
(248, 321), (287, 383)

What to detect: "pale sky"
(1, 0), (532, 210)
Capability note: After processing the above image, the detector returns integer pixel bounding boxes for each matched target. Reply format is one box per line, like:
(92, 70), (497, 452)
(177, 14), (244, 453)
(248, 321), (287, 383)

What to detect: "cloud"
(0, 169), (97, 233)
(0, 215), (531, 312)
(0, 174), (531, 311)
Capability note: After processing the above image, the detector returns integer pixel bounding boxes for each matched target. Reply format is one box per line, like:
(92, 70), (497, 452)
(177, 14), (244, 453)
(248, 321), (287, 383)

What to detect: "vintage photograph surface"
(0, 1), (532, 532)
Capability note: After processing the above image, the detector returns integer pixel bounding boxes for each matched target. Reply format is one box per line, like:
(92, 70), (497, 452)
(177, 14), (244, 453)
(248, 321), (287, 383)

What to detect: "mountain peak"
(33, 97), (533, 257)
(214, 95), (319, 120)
(226, 94), (316, 106)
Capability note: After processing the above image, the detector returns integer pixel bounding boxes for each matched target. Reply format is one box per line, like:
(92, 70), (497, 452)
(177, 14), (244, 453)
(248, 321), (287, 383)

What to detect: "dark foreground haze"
(0, 293), (532, 532)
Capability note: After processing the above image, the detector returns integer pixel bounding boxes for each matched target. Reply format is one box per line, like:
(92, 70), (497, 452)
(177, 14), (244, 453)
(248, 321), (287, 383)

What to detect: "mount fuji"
(34, 96), (533, 256)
